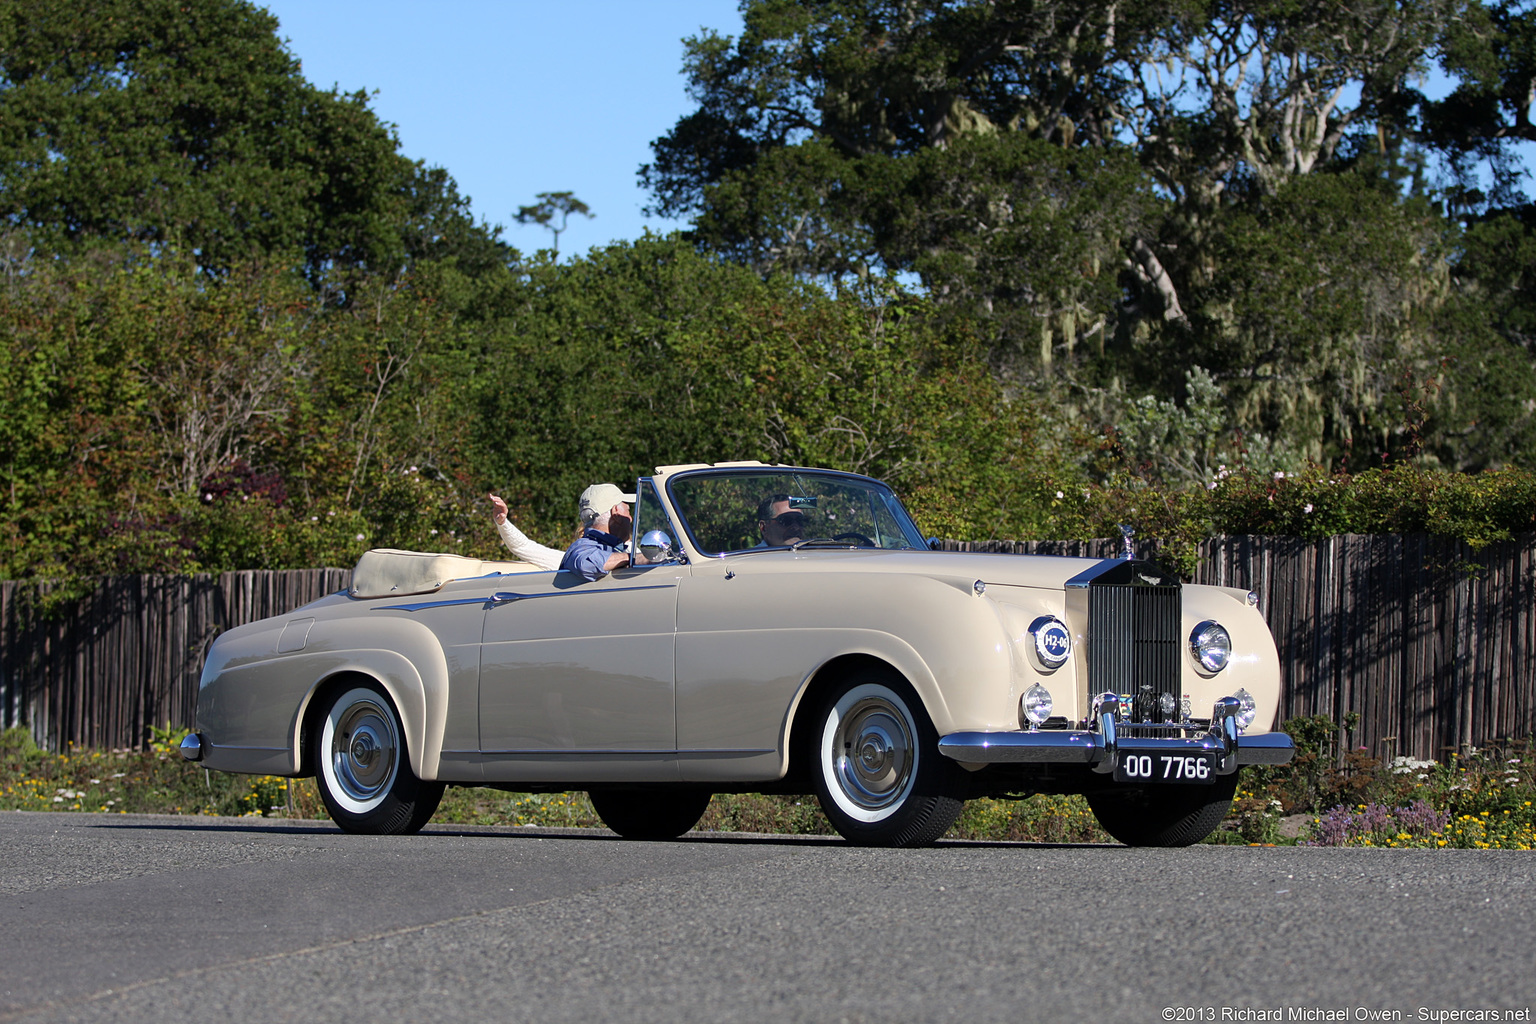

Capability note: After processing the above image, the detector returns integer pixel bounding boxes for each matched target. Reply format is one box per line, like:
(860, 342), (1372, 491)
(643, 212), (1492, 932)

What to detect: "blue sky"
(260, 2), (1530, 263)
(259, 1), (744, 259)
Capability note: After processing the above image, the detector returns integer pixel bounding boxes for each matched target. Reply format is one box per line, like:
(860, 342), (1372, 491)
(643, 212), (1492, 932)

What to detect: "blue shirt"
(558, 528), (627, 582)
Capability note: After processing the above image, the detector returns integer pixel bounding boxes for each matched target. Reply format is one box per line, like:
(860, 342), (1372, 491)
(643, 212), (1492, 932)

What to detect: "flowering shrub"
(1303, 800), (1451, 847)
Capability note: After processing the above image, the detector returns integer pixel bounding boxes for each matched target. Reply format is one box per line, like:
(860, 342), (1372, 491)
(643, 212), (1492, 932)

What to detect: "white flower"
(327, 510), (335, 517)
(355, 533), (365, 542)
(1274, 471), (1284, 480)
(310, 516), (318, 522)
(203, 492), (214, 501)
(408, 465), (419, 473)
(429, 529), (438, 535)
(1055, 491), (1064, 499)
(1303, 503), (1314, 513)
(1207, 481), (1218, 490)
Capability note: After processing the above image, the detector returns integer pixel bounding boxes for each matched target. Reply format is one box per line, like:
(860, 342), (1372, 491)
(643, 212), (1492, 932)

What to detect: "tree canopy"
(2, 0), (1535, 582)
(0, 0), (507, 279)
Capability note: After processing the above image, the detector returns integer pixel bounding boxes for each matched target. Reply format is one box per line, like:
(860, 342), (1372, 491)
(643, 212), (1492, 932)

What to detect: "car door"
(478, 561), (683, 783)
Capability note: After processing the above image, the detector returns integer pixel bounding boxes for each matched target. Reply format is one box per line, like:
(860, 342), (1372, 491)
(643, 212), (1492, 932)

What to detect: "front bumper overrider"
(937, 694), (1296, 774)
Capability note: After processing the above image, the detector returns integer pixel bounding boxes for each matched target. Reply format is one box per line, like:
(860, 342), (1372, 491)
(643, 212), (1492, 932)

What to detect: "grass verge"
(3, 722), (1530, 848)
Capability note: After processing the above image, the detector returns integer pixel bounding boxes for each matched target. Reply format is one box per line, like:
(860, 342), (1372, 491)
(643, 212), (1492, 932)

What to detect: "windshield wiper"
(788, 537), (859, 551)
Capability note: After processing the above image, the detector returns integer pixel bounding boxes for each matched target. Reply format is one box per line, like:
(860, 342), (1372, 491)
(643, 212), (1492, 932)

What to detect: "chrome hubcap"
(330, 699), (398, 802)
(832, 696), (915, 811)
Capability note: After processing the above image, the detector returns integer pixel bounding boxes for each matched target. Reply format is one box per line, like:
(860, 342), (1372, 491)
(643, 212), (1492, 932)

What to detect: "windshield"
(667, 469), (927, 556)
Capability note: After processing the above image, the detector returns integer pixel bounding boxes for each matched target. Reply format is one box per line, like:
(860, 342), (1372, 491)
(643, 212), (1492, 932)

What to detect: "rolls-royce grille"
(1088, 572), (1182, 729)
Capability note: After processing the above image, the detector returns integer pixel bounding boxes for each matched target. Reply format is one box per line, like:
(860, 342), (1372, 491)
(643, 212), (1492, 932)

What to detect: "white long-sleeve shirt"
(495, 516), (563, 571)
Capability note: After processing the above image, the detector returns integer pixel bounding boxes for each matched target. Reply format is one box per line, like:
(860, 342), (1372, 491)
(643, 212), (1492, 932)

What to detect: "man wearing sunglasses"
(755, 493), (807, 548)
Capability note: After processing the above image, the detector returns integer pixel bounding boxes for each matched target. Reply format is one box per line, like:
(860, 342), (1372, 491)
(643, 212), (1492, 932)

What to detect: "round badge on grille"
(1029, 616), (1072, 669)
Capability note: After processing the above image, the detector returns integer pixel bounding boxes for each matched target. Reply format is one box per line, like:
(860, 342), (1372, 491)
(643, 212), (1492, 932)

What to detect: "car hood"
(716, 548), (1109, 590)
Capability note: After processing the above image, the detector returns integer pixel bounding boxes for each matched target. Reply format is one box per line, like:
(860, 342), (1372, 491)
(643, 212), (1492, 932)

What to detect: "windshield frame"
(662, 466), (928, 557)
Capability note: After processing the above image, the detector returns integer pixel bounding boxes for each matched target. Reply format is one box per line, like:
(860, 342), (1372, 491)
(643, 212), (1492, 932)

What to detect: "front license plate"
(1113, 751), (1219, 784)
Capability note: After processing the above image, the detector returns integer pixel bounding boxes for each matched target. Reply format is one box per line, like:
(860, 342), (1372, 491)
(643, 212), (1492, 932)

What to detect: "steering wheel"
(832, 532), (876, 547)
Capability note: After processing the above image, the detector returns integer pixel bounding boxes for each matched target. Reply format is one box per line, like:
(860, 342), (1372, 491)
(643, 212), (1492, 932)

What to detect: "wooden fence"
(2, 535), (1534, 758)
(1, 570), (350, 751)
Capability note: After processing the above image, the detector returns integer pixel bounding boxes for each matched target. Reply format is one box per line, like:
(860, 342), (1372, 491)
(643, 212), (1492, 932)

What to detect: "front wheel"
(313, 683), (444, 835)
(588, 790), (712, 840)
(810, 674), (965, 847)
(1086, 773), (1240, 847)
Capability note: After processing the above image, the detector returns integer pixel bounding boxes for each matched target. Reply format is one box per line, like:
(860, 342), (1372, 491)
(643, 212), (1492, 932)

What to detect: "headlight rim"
(1189, 618), (1232, 674)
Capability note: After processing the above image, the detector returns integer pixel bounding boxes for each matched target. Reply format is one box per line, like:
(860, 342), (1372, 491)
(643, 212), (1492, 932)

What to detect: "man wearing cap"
(558, 482), (638, 581)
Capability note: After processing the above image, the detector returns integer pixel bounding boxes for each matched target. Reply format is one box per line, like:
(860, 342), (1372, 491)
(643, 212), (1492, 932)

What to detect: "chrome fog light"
(1029, 616), (1071, 670)
(1190, 619), (1231, 673)
(1020, 684), (1054, 728)
(1232, 687), (1258, 730)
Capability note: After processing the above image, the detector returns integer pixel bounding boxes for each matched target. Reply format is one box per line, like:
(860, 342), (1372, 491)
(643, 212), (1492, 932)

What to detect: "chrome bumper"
(938, 695), (1295, 775)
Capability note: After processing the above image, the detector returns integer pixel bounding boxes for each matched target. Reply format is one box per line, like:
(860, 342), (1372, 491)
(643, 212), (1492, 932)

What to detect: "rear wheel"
(588, 789), (712, 840)
(313, 683), (444, 835)
(1086, 773), (1240, 847)
(810, 673), (965, 847)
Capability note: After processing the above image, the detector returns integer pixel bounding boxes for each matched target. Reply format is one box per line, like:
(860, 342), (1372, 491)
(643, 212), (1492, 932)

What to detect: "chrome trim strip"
(372, 596), (496, 612)
(376, 583), (676, 613)
(938, 727), (1295, 771)
(480, 749), (677, 761)
(487, 584), (675, 604)
(675, 748), (776, 759)
(477, 747), (775, 762)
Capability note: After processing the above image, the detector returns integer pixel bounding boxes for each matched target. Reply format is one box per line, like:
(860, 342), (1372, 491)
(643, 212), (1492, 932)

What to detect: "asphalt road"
(1, 811), (1533, 1024)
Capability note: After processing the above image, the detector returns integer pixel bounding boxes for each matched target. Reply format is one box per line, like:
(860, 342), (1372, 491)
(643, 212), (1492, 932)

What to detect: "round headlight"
(1190, 619), (1231, 673)
(1029, 616), (1072, 670)
(1232, 687), (1258, 730)
(1020, 683), (1054, 727)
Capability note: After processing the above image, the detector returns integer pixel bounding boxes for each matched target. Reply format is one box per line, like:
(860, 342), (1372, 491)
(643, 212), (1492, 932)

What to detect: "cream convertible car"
(185, 463), (1294, 847)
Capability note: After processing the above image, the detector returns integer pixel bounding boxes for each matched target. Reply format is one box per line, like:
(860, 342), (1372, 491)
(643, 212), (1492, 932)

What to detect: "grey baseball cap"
(578, 483), (636, 520)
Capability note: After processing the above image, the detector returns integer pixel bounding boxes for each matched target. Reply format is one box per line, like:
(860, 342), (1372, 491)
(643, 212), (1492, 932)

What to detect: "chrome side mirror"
(640, 529), (679, 563)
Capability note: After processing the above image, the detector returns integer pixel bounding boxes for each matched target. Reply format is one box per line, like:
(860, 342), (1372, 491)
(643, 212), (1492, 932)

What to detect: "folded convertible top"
(350, 547), (544, 598)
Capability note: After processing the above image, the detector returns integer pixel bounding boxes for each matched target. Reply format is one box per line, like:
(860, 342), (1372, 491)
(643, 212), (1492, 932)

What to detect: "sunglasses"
(766, 512), (806, 527)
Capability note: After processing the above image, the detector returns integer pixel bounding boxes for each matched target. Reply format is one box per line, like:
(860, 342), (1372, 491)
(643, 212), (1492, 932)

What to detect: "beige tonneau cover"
(349, 548), (547, 599)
